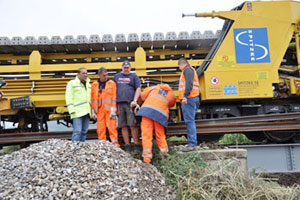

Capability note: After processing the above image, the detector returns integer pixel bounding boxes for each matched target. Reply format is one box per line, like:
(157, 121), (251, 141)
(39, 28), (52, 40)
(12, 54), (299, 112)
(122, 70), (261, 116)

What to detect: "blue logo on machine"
(224, 85), (237, 95)
(234, 28), (270, 64)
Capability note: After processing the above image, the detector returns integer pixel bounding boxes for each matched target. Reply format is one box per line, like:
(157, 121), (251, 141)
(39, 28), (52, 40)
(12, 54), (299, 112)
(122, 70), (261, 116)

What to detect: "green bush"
(153, 151), (206, 188)
(218, 134), (252, 145)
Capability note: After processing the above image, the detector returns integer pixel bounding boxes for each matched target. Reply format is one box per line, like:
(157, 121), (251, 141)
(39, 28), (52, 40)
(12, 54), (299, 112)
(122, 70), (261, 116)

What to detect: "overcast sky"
(0, 0), (245, 39)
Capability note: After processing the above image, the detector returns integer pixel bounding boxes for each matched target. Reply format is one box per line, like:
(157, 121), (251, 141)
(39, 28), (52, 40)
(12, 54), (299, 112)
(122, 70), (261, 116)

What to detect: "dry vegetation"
(154, 150), (300, 200)
(3, 141), (300, 199)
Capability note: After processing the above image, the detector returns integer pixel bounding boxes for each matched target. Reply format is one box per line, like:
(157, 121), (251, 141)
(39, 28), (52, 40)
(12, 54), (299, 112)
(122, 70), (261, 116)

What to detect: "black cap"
(122, 60), (131, 67)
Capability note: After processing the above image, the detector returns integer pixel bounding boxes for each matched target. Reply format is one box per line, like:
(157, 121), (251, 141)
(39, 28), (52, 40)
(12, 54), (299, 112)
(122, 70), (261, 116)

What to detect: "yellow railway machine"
(0, 0), (300, 143)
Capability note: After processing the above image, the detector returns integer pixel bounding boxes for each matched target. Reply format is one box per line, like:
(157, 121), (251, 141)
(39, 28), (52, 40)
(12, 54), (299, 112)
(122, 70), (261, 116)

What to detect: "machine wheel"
(291, 132), (300, 143)
(264, 130), (296, 143)
(197, 134), (224, 143)
(245, 132), (267, 142)
(30, 121), (48, 132)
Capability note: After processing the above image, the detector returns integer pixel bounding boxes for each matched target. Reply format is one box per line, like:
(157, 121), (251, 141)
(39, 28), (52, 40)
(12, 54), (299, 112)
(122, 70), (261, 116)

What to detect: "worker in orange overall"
(136, 84), (176, 163)
(91, 67), (120, 148)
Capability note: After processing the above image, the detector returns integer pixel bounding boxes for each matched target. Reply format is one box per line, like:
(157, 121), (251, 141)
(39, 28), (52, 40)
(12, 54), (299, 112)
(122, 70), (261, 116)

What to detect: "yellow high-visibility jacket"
(65, 76), (91, 119)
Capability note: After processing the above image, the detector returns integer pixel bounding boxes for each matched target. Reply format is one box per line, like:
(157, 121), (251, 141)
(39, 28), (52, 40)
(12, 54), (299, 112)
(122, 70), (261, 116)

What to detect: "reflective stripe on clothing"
(180, 81), (199, 86)
(169, 94), (175, 104)
(179, 66), (200, 100)
(74, 101), (88, 107)
(91, 79), (117, 113)
(92, 99), (115, 104)
(149, 93), (169, 105)
(91, 100), (98, 105)
(96, 105), (119, 146)
(160, 147), (169, 152)
(141, 86), (154, 101)
(137, 84), (176, 128)
(143, 154), (153, 158)
(137, 106), (168, 127)
(101, 99), (114, 103)
(65, 76), (91, 119)
(113, 143), (120, 148)
(179, 86), (200, 91)
(141, 105), (167, 117)
(72, 85), (84, 88)
(141, 116), (168, 162)
(91, 79), (119, 147)
(141, 94), (146, 101)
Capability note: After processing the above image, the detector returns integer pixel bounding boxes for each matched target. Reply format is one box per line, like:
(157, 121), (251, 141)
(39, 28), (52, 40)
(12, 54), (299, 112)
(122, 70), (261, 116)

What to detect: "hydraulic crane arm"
(183, 10), (241, 21)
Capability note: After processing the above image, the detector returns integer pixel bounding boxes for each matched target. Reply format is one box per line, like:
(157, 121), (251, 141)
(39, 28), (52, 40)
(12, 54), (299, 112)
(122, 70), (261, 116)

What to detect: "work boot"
(160, 152), (169, 160)
(177, 144), (198, 152)
(133, 144), (142, 153)
(123, 144), (131, 152)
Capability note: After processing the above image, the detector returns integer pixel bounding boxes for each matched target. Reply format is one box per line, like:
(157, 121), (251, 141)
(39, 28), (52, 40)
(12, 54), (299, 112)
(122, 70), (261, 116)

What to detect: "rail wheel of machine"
(244, 132), (267, 142)
(291, 132), (300, 143)
(197, 134), (224, 143)
(263, 130), (296, 143)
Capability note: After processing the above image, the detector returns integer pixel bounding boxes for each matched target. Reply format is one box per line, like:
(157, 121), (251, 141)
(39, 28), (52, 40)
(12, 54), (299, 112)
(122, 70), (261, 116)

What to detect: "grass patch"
(217, 134), (252, 145)
(167, 136), (187, 142)
(0, 145), (20, 155)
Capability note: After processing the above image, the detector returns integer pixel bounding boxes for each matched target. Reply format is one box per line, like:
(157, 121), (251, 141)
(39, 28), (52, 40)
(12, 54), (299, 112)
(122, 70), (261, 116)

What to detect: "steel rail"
(167, 121), (300, 135)
(169, 112), (300, 126)
(1, 120), (300, 145)
(0, 130), (98, 145)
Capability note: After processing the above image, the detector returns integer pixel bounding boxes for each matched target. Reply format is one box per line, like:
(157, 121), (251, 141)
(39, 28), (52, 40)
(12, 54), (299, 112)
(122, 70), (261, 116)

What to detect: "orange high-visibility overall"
(137, 84), (176, 162)
(91, 79), (119, 147)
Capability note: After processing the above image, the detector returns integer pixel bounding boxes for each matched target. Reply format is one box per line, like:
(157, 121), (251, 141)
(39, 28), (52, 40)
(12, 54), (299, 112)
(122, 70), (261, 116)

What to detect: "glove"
(134, 104), (140, 115)
(91, 110), (97, 120)
(110, 107), (117, 119)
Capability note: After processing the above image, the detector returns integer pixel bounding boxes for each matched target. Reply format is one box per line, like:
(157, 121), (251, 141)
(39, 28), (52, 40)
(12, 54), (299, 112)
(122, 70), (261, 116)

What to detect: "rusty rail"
(1, 119), (300, 145)
(168, 121), (300, 135)
(172, 112), (300, 126)
(0, 130), (97, 145)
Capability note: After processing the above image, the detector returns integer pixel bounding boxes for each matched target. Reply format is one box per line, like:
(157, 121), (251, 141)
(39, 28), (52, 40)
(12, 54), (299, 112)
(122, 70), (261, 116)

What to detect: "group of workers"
(65, 58), (200, 163)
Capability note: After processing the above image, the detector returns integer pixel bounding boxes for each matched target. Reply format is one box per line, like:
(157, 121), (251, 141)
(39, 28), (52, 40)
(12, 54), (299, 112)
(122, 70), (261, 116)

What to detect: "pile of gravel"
(0, 139), (174, 200)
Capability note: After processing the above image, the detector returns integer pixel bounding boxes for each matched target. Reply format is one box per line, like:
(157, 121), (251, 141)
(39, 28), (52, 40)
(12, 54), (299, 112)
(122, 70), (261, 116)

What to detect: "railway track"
(1, 112), (300, 146)
(168, 112), (300, 134)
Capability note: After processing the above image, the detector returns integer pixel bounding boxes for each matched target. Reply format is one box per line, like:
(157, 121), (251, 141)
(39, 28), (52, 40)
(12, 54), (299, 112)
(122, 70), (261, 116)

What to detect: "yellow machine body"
(199, 1), (300, 100)
(0, 0), (299, 128)
(0, 48), (204, 121)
